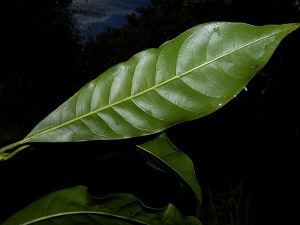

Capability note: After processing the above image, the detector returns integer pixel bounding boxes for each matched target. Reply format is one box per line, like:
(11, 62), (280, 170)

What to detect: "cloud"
(71, 0), (151, 42)
(101, 0), (149, 10)
(72, 0), (149, 27)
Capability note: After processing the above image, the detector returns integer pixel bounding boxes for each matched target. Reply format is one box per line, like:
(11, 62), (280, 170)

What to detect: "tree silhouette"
(0, 0), (83, 140)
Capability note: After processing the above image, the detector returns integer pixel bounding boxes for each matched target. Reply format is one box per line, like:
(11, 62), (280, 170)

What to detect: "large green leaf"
(2, 185), (202, 225)
(1, 22), (299, 159)
(136, 132), (202, 206)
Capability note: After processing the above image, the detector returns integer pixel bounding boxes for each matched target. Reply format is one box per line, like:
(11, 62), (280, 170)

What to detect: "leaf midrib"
(21, 211), (149, 225)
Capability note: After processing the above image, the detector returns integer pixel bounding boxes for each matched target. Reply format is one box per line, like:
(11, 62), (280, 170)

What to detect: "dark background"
(0, 0), (299, 224)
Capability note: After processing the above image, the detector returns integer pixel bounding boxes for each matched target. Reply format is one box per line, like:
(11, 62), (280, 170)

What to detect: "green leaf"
(136, 132), (202, 206)
(1, 22), (299, 159)
(2, 185), (202, 225)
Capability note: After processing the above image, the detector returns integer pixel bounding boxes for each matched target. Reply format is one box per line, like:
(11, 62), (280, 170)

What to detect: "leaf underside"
(3, 185), (202, 225)
(137, 132), (202, 206)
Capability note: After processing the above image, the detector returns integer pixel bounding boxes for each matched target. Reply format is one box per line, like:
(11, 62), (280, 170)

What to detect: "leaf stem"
(0, 140), (30, 161)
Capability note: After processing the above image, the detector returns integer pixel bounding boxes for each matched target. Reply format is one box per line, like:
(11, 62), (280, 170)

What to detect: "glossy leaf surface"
(1, 22), (299, 159)
(26, 22), (299, 142)
(136, 132), (202, 206)
(2, 185), (202, 225)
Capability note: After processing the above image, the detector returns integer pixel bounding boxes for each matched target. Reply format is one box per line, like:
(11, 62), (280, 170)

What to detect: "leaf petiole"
(0, 143), (30, 161)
